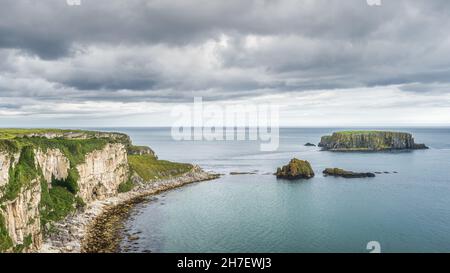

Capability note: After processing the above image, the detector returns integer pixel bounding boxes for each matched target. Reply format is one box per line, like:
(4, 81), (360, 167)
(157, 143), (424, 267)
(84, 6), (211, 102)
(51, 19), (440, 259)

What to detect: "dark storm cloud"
(1, 0), (450, 107)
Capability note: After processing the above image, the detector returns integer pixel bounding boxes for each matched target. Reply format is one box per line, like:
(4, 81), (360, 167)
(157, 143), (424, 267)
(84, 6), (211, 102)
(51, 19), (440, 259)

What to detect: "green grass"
(0, 129), (87, 140)
(334, 130), (411, 137)
(128, 154), (193, 182)
(335, 130), (399, 135)
(0, 128), (131, 147)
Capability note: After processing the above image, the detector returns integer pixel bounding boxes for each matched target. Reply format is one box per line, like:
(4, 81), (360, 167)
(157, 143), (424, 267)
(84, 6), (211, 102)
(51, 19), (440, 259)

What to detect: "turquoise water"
(107, 127), (450, 253)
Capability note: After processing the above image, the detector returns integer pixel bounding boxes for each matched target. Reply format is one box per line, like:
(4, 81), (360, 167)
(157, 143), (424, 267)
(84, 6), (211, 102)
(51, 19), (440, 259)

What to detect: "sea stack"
(318, 131), (428, 152)
(275, 158), (315, 180)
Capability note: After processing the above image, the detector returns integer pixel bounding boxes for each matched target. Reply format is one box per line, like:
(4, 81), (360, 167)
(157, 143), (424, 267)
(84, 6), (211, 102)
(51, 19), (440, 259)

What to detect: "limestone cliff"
(1, 179), (42, 252)
(0, 130), (132, 252)
(318, 131), (428, 151)
(35, 148), (70, 186)
(76, 143), (128, 203)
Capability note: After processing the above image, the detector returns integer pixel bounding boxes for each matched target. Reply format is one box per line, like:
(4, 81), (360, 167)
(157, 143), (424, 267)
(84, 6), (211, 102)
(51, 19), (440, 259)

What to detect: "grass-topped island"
(0, 128), (217, 253)
(318, 130), (428, 152)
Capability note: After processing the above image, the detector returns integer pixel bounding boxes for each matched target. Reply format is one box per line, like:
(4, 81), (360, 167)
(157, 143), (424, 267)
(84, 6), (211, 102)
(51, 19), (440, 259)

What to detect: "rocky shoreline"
(39, 166), (219, 253)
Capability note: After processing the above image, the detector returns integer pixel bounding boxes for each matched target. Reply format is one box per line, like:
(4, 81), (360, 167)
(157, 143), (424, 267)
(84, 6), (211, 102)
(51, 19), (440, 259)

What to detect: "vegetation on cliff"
(0, 214), (13, 252)
(275, 158), (315, 179)
(39, 179), (82, 229)
(128, 154), (193, 182)
(318, 131), (428, 151)
(1, 146), (39, 202)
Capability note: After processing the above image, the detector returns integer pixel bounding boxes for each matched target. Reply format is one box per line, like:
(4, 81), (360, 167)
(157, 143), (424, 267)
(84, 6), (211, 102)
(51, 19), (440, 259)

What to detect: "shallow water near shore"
(94, 127), (450, 253)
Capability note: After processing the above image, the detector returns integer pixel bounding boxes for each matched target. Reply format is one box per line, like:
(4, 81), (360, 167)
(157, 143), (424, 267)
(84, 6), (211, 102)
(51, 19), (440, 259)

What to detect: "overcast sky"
(0, 0), (450, 127)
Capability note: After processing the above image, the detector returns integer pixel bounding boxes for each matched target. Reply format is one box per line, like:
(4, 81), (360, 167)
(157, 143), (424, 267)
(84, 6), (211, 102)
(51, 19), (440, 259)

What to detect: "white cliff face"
(35, 148), (70, 185)
(76, 143), (128, 203)
(0, 152), (12, 188)
(1, 179), (42, 252)
(0, 152), (20, 199)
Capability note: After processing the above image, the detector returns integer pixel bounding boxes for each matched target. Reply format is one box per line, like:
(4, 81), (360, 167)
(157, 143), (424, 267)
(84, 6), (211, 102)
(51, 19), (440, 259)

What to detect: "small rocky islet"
(323, 168), (375, 178)
(275, 158), (315, 179)
(276, 131), (426, 181)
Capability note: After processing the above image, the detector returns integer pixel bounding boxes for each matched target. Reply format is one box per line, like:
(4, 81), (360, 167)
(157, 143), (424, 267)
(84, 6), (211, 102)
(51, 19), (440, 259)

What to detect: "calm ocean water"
(96, 127), (450, 253)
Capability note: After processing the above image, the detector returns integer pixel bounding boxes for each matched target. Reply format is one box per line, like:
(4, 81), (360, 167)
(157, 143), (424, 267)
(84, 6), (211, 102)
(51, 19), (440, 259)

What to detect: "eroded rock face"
(0, 152), (20, 198)
(0, 152), (12, 188)
(77, 143), (128, 203)
(35, 148), (70, 185)
(275, 158), (315, 179)
(319, 131), (428, 151)
(1, 179), (42, 252)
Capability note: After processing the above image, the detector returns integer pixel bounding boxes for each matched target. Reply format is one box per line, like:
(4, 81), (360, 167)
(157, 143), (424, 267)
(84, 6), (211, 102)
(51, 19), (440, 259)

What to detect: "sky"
(0, 0), (450, 127)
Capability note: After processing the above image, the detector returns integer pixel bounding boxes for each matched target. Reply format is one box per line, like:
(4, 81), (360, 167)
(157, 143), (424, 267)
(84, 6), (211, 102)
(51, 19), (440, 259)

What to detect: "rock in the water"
(323, 168), (375, 178)
(275, 158), (314, 179)
(304, 143), (316, 147)
(229, 172), (257, 175)
(318, 131), (428, 151)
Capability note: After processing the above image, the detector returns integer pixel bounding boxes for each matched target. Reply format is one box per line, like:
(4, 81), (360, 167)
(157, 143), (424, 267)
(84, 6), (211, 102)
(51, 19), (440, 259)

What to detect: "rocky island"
(318, 131), (428, 151)
(275, 158), (315, 180)
(0, 129), (217, 253)
(323, 168), (375, 178)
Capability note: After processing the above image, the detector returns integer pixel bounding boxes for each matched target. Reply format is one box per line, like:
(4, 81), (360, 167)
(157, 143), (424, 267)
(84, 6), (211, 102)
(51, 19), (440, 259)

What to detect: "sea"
(93, 127), (450, 253)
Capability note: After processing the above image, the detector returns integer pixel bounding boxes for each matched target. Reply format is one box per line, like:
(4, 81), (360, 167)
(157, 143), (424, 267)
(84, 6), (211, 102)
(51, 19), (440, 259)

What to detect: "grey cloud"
(0, 0), (450, 109)
(0, 0), (440, 58)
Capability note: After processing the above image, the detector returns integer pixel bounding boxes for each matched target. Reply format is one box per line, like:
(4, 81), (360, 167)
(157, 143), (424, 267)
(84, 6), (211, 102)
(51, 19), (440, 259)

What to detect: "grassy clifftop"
(128, 154), (193, 182)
